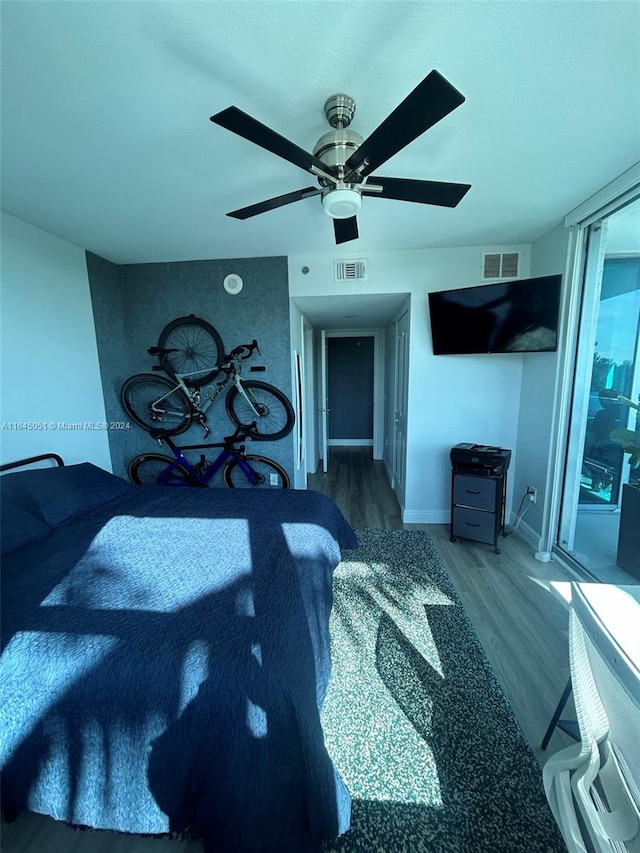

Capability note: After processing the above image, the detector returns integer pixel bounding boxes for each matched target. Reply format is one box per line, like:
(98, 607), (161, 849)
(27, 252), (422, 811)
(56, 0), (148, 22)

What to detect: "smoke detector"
(223, 273), (244, 294)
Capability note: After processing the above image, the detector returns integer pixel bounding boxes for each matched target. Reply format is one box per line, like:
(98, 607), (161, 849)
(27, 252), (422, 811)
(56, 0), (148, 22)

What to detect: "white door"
(557, 200), (640, 568)
(303, 326), (317, 481)
(393, 311), (410, 510)
(320, 329), (329, 472)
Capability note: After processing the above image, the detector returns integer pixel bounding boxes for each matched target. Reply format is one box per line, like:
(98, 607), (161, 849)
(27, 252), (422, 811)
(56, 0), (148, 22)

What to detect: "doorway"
(318, 330), (384, 472)
(326, 336), (374, 447)
(289, 291), (411, 485)
(558, 197), (640, 580)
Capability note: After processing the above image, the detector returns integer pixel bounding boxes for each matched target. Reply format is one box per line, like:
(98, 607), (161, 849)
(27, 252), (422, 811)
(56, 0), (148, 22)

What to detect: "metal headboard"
(0, 453), (65, 473)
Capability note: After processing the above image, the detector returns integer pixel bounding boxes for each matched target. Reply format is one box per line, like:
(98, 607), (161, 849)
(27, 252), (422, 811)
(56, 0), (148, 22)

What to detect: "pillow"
(0, 463), (135, 527)
(0, 495), (51, 556)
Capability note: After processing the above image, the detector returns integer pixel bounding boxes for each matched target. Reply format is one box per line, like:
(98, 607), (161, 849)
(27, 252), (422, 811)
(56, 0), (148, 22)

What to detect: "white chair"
(543, 583), (640, 853)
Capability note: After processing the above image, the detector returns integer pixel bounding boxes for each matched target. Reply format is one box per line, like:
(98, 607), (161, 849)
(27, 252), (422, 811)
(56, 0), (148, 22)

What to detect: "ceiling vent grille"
(482, 252), (520, 280)
(334, 259), (368, 282)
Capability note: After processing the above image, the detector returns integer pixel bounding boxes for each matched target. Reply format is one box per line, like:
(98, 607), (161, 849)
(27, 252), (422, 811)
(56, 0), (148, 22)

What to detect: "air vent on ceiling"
(482, 252), (520, 280)
(334, 259), (368, 282)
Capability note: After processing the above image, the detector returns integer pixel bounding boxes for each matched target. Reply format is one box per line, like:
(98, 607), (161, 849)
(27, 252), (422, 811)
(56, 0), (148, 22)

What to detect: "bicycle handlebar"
(224, 339), (260, 363)
(147, 340), (261, 373)
(222, 421), (260, 444)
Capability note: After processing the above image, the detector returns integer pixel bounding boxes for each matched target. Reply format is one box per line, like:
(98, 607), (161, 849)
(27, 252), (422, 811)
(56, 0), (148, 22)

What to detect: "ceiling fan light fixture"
(322, 187), (362, 219)
(212, 70), (469, 245)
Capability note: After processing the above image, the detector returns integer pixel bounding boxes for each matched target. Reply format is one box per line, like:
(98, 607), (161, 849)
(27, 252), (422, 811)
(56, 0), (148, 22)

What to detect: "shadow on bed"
(1, 479), (355, 852)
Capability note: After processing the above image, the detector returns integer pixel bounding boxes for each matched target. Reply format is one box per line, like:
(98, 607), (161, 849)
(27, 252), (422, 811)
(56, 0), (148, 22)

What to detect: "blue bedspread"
(1, 481), (357, 852)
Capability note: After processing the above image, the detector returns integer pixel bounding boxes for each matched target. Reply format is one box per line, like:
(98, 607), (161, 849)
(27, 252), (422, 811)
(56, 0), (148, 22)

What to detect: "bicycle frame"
(153, 432), (263, 487)
(151, 356), (261, 424)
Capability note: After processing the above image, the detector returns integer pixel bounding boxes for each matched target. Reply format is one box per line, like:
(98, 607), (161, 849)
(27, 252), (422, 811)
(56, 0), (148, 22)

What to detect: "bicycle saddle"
(148, 346), (178, 357)
(149, 428), (174, 441)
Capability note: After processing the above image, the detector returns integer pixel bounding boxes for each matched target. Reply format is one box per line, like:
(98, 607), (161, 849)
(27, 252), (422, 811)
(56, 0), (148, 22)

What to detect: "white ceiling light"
(321, 187), (362, 219)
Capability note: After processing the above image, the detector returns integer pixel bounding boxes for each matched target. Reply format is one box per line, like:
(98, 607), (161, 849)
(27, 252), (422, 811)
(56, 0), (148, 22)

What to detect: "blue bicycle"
(127, 423), (290, 488)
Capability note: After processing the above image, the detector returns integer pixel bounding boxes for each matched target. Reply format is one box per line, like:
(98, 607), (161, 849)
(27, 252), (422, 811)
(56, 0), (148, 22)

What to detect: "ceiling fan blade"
(333, 216), (359, 244)
(365, 176), (471, 207)
(227, 187), (321, 220)
(344, 70), (465, 178)
(211, 106), (336, 178)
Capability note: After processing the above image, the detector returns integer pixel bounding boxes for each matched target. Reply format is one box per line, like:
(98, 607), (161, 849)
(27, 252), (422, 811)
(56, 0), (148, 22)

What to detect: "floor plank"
(310, 446), (578, 766)
(0, 814), (202, 852)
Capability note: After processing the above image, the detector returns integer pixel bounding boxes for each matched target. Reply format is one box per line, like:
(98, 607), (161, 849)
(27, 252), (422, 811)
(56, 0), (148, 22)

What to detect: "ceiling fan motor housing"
(314, 128), (364, 218)
(313, 128), (363, 185)
(314, 97), (364, 219)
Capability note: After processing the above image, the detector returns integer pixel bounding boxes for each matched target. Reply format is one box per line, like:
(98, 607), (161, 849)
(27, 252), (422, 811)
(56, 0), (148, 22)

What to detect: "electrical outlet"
(526, 485), (537, 504)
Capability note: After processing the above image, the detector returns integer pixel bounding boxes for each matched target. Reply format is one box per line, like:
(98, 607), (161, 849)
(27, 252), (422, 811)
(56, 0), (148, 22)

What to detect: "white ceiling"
(291, 292), (411, 329)
(1, 1), (639, 266)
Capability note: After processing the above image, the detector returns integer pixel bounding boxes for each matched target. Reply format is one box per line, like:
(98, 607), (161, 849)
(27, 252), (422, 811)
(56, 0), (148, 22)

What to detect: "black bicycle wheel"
(225, 380), (295, 441)
(128, 453), (193, 486)
(223, 454), (290, 489)
(158, 315), (224, 387)
(121, 374), (192, 435)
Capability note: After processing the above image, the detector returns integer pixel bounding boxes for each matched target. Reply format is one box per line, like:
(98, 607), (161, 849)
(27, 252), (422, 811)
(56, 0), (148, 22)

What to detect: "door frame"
(557, 220), (608, 551)
(391, 308), (410, 510)
(302, 323), (317, 482)
(541, 173), (640, 560)
(319, 329), (384, 468)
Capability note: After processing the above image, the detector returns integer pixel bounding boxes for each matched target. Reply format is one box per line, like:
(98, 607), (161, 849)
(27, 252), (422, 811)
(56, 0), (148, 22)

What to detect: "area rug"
(321, 529), (566, 853)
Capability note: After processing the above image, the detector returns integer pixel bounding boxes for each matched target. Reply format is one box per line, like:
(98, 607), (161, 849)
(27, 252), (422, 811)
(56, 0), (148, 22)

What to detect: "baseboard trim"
(327, 439), (373, 447)
(509, 515), (541, 552)
(403, 510), (450, 524)
(401, 511), (546, 543)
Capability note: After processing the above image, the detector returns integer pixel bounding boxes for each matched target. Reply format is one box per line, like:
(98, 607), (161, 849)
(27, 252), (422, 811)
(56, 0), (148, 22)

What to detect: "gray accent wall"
(87, 253), (293, 480)
(86, 252), (135, 473)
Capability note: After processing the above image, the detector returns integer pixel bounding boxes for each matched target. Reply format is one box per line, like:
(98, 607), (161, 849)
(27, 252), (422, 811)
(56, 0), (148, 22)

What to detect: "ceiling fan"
(210, 69), (471, 245)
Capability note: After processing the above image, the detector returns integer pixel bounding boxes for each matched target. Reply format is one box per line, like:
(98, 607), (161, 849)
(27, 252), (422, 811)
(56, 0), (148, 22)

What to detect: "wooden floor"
(309, 446), (578, 766)
(2, 446), (576, 852)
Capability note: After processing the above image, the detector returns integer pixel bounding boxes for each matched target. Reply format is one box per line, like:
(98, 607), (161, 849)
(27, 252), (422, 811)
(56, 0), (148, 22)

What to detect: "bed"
(0, 455), (357, 852)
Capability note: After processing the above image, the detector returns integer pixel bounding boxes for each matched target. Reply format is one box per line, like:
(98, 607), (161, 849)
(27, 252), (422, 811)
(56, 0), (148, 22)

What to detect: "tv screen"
(427, 274), (562, 355)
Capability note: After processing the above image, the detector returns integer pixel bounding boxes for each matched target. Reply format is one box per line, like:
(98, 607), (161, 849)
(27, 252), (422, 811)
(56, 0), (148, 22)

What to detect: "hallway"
(308, 446), (403, 529)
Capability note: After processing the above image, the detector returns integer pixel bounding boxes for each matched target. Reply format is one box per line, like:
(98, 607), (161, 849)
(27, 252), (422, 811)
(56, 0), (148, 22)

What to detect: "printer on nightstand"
(450, 443), (511, 553)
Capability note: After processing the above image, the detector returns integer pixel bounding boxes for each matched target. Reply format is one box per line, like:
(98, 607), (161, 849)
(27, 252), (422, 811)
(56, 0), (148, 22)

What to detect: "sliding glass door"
(580, 257), (640, 507)
(558, 198), (640, 579)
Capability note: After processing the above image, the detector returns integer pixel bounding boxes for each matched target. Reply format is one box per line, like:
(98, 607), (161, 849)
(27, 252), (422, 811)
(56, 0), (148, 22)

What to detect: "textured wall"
(85, 252), (136, 473)
(87, 254), (293, 481)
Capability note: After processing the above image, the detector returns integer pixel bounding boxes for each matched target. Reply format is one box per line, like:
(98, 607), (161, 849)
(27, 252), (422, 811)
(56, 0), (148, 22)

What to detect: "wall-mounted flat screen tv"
(427, 274), (562, 355)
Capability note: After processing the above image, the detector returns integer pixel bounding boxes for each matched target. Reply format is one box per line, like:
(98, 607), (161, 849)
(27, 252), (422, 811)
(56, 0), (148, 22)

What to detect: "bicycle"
(127, 422), (290, 488)
(154, 314), (225, 387)
(120, 314), (295, 441)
